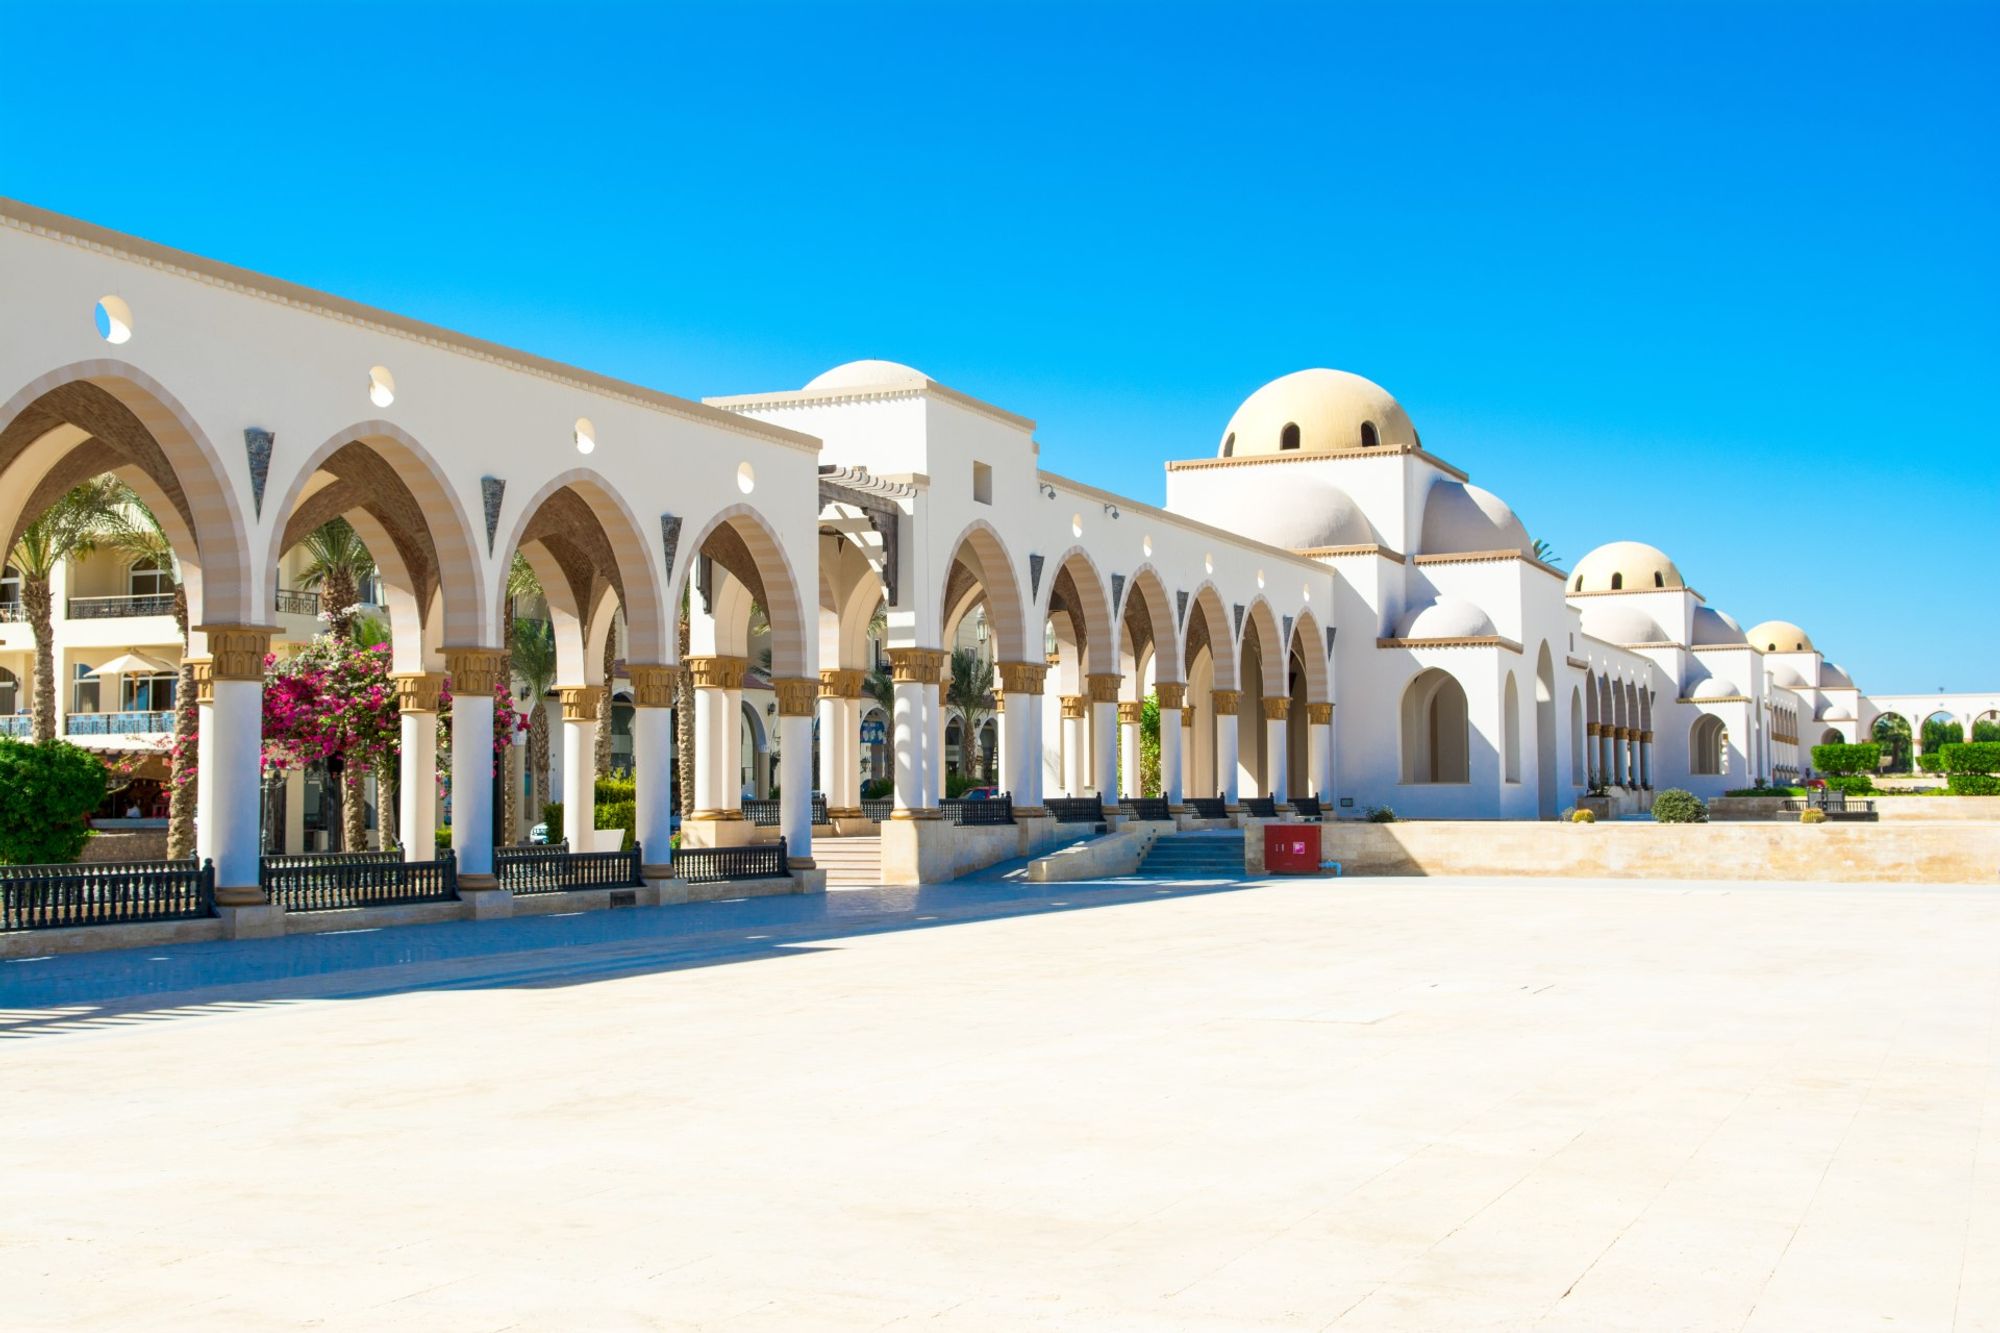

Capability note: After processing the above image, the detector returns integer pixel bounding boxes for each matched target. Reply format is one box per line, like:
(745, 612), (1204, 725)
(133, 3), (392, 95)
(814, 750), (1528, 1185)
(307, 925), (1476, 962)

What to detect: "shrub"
(1811, 742), (1880, 776)
(1365, 805), (1398, 823)
(1725, 785), (1806, 798)
(541, 800), (564, 844)
(1947, 773), (2000, 796)
(0, 739), (108, 864)
(1651, 788), (1707, 823)
(1569, 807), (1596, 823)
(1917, 753), (1944, 773)
(1822, 774), (1875, 795)
(945, 772), (980, 798)
(435, 824), (451, 851)
(1799, 808), (1827, 824)
(595, 776), (636, 804)
(860, 777), (893, 800)
(1940, 742), (2000, 776)
(539, 799), (638, 847)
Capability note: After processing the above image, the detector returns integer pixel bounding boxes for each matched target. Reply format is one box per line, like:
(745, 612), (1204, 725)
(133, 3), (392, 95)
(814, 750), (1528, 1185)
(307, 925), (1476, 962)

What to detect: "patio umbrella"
(86, 651), (176, 677)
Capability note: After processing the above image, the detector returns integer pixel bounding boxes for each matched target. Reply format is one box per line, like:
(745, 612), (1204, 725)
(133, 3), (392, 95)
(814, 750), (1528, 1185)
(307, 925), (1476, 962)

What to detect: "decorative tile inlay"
(1233, 603), (1244, 639)
(243, 427), (274, 518)
(660, 513), (683, 584)
(1177, 589), (1188, 624)
(480, 476), (505, 554)
(1327, 626), (1337, 657)
(1283, 614), (1294, 646)
(1029, 554), (1044, 601)
(1111, 573), (1125, 611)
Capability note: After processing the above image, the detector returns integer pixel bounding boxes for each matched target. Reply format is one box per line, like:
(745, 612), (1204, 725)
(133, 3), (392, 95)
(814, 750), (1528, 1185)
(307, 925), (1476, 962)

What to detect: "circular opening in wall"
(1204, 552), (1214, 574)
(1071, 513), (1083, 538)
(94, 296), (133, 345)
(368, 365), (397, 409)
(1143, 534), (1153, 558)
(1257, 569), (1266, 588)
(574, 417), (596, 454)
(736, 462), (756, 494)
(1302, 582), (1311, 602)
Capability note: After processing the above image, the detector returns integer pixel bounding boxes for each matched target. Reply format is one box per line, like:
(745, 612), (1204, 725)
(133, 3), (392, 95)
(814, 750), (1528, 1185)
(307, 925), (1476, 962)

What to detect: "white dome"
(805, 359), (930, 391)
(1820, 706), (1856, 722)
(1570, 540), (1684, 594)
(1821, 662), (1855, 689)
(1691, 606), (1747, 646)
(1395, 596), (1497, 640)
(1262, 477), (1381, 550)
(1690, 675), (1743, 700)
(1219, 368), (1418, 458)
(1747, 619), (1815, 654)
(1769, 665), (1808, 689)
(1581, 602), (1668, 645)
(1419, 480), (1532, 557)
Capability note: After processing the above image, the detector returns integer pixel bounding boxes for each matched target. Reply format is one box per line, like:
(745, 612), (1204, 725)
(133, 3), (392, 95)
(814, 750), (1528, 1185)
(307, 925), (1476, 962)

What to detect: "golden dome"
(1219, 369), (1417, 458)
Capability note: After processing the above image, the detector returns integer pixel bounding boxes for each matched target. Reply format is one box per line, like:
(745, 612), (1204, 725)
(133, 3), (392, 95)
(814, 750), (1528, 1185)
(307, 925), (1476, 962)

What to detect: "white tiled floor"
(5, 876), (1998, 1330)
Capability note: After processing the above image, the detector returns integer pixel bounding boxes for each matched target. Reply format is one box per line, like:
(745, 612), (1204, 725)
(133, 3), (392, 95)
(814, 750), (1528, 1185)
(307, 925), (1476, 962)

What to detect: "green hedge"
(1916, 753), (1944, 773)
(1651, 788), (1707, 823)
(1810, 742), (1880, 776)
(1939, 742), (2000, 775)
(1822, 774), (1875, 795)
(0, 739), (107, 864)
(1947, 773), (2000, 796)
(538, 799), (637, 849)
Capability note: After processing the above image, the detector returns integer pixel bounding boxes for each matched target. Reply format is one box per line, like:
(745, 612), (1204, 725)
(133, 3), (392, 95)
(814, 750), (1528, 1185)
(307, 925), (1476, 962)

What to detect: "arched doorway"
(1401, 668), (1469, 783)
(1534, 643), (1558, 818)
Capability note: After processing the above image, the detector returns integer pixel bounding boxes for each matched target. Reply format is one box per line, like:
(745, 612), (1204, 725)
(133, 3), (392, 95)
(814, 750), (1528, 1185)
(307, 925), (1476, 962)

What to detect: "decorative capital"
(819, 667), (865, 699)
(1085, 672), (1122, 704)
(1118, 700), (1144, 725)
(1261, 697), (1291, 720)
(1210, 689), (1241, 716)
(773, 677), (819, 716)
(1587, 722), (1603, 736)
(444, 646), (506, 695)
(192, 624), (274, 681)
(1640, 729), (1654, 742)
(559, 685), (605, 722)
(1154, 681), (1187, 710)
(392, 671), (446, 714)
(997, 660), (1048, 695)
(1180, 704), (1196, 727)
(1306, 701), (1334, 725)
(685, 654), (749, 690)
(887, 647), (946, 685)
(628, 664), (680, 707)
(189, 658), (215, 706)
(1059, 694), (1087, 720)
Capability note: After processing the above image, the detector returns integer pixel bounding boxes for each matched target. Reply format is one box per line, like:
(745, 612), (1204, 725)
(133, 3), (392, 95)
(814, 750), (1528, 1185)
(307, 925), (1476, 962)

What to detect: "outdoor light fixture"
(1038, 482), (1057, 499)
(1102, 502), (1120, 519)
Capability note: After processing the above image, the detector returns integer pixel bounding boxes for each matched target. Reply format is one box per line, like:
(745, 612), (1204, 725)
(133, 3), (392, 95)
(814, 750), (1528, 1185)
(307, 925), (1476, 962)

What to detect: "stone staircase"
(814, 834), (883, 889)
(1136, 831), (1246, 879)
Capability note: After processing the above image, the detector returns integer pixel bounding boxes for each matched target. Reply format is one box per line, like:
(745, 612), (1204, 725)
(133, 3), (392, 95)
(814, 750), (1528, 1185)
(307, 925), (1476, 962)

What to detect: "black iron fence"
(1243, 796), (1278, 818)
(742, 796), (830, 826)
(2, 858), (214, 931)
(942, 794), (1014, 826)
(66, 593), (176, 619)
(1188, 796), (1229, 820)
(495, 841), (645, 894)
(1048, 796), (1105, 824)
(860, 798), (894, 822)
(274, 588), (321, 616)
(674, 837), (789, 884)
(1125, 797), (1171, 821)
(261, 848), (458, 912)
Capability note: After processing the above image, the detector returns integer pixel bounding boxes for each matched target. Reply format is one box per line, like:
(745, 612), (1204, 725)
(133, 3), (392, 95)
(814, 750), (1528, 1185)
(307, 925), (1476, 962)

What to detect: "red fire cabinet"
(1263, 822), (1322, 874)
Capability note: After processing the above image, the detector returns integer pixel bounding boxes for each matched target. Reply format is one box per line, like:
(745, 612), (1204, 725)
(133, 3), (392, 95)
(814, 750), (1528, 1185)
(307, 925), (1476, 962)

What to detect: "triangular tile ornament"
(1029, 554), (1045, 600)
(243, 428), (274, 518)
(1233, 603), (1245, 639)
(1327, 626), (1337, 657)
(1111, 573), (1125, 611)
(1177, 589), (1188, 624)
(660, 514), (682, 583)
(1283, 614), (1294, 646)
(480, 477), (505, 554)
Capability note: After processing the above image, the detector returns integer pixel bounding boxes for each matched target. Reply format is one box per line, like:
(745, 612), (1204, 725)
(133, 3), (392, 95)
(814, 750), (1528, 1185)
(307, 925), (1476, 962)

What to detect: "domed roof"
(1820, 705), (1856, 722)
(1395, 596), (1497, 640)
(1262, 477), (1380, 550)
(805, 359), (930, 391)
(1747, 619), (1814, 653)
(1690, 674), (1743, 700)
(1821, 662), (1855, 689)
(1570, 541), (1684, 594)
(1219, 369), (1418, 459)
(1769, 664), (1808, 689)
(1581, 602), (1668, 646)
(1418, 480), (1532, 557)
(1691, 606), (1747, 646)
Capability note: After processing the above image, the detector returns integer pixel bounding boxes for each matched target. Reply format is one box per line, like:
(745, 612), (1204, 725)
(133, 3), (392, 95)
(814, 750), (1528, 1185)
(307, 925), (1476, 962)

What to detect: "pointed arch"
(1240, 597), (1286, 696)
(494, 468), (670, 665)
(939, 518), (1030, 666)
(671, 503), (810, 677)
(1037, 545), (1116, 676)
(1181, 581), (1237, 691)
(1119, 563), (1182, 686)
(1288, 606), (1330, 702)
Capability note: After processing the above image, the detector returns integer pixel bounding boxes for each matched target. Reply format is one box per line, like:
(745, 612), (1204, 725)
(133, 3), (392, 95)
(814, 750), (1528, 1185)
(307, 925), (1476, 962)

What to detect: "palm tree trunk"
(378, 767), (398, 849)
(499, 612), (516, 843)
(324, 566), (358, 641)
(167, 584), (198, 859)
(595, 624), (615, 778)
(25, 575), (56, 744)
(675, 603), (694, 815)
(528, 702), (550, 822)
(344, 768), (369, 849)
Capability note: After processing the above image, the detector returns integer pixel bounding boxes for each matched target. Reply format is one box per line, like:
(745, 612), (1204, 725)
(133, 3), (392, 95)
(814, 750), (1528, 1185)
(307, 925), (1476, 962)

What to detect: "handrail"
(65, 593), (176, 619)
(261, 848), (458, 911)
(65, 710), (174, 735)
(674, 837), (788, 884)
(2, 858), (214, 930)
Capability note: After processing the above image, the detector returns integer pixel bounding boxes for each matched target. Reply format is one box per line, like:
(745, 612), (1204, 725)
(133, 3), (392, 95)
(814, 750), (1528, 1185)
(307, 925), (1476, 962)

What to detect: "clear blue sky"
(5, 1), (1993, 692)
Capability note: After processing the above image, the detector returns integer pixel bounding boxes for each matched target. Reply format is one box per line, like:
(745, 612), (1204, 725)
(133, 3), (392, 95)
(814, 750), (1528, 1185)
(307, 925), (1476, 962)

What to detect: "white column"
(283, 764), (307, 854)
(693, 684), (727, 812)
(446, 655), (498, 878)
(627, 664), (676, 868)
(198, 674), (265, 901)
(1179, 706), (1197, 803)
(839, 694), (864, 807)
(1307, 703), (1332, 803)
(687, 655), (747, 815)
(889, 649), (937, 812)
(1086, 675), (1119, 806)
(817, 683), (842, 806)
(1158, 683), (1185, 807)
(1266, 703), (1290, 803)
(1060, 698), (1086, 796)
(778, 707), (813, 865)
(1214, 692), (1242, 806)
(560, 686), (600, 850)
(929, 680), (947, 799)
(1119, 701), (1144, 799)
(395, 684), (439, 860)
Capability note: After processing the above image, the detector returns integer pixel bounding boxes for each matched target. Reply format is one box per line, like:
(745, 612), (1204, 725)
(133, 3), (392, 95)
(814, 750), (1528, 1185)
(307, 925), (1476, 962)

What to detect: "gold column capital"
(1306, 701), (1334, 725)
(189, 658), (215, 706)
(443, 646), (506, 696)
(1587, 722), (1603, 736)
(1059, 694), (1087, 720)
(887, 647), (947, 684)
(191, 624), (275, 681)
(1261, 697), (1291, 720)
(1154, 681), (1187, 710)
(559, 685), (605, 722)
(1085, 672), (1122, 704)
(997, 660), (1049, 695)
(392, 671), (446, 714)
(628, 664), (680, 707)
(685, 654), (749, 690)
(773, 677), (819, 717)
(1180, 706), (1196, 728)
(1210, 689), (1241, 717)
(1118, 700), (1144, 725)
(819, 667), (866, 699)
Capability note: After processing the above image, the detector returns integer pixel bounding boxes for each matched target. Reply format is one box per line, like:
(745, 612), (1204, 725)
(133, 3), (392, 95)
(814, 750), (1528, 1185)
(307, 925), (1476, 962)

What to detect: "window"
(1653, 571), (1665, 588)
(123, 672), (176, 712)
(1572, 575), (1583, 592)
(1360, 420), (1379, 449)
(972, 460), (993, 505)
(72, 662), (100, 714)
(1279, 422), (1301, 451)
(0, 666), (17, 714)
(128, 557), (172, 598)
(1610, 572), (1623, 591)
(1, 563), (19, 606)
(1502, 672), (1522, 783)
(1221, 432), (1235, 457)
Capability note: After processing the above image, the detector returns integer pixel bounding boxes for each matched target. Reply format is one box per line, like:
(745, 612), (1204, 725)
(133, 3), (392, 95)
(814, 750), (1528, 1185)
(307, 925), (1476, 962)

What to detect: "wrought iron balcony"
(275, 588), (321, 617)
(66, 593), (175, 619)
(0, 715), (30, 736)
(65, 710), (174, 735)
(0, 599), (23, 623)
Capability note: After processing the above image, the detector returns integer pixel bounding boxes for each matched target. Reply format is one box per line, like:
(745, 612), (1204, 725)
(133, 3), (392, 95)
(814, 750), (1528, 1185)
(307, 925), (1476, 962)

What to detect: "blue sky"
(4, 1), (1993, 691)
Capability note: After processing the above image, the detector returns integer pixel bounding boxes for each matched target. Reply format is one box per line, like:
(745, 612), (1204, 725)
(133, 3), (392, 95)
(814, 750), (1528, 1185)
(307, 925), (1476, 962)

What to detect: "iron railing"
(495, 840), (644, 894)
(66, 593), (176, 619)
(2, 858), (214, 931)
(0, 599), (22, 622)
(741, 795), (831, 826)
(1188, 797), (1229, 820)
(65, 710), (173, 735)
(1048, 796), (1105, 824)
(261, 848), (458, 912)
(1125, 797), (1171, 821)
(0, 715), (29, 737)
(941, 794), (1014, 826)
(1243, 796), (1278, 818)
(1290, 795), (1322, 819)
(860, 798), (895, 822)
(274, 588), (321, 616)
(674, 837), (788, 884)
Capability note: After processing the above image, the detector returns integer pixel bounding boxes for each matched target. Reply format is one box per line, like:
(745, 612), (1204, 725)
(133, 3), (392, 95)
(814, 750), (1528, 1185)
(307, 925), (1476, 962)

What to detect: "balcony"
(0, 599), (22, 623)
(66, 594), (175, 620)
(65, 710), (173, 736)
(275, 588), (321, 617)
(0, 715), (30, 736)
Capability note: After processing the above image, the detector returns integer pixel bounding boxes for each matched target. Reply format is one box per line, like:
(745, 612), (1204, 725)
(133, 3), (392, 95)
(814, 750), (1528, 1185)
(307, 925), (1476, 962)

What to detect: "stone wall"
(78, 827), (170, 863)
(1321, 820), (2000, 885)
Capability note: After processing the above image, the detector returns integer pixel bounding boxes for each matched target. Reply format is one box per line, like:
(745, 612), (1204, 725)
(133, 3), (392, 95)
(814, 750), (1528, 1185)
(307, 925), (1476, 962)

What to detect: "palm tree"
(1531, 538), (1561, 567)
(512, 616), (558, 821)
(500, 553), (540, 841)
(675, 585), (694, 816)
(8, 477), (123, 743)
(946, 647), (995, 786)
(596, 612), (617, 778)
(296, 519), (375, 641)
(94, 482), (198, 857)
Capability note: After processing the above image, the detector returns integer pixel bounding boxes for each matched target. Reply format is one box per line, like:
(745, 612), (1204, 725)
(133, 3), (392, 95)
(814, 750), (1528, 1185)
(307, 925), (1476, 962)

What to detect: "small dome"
(1769, 665), (1808, 689)
(1395, 596), (1497, 640)
(1419, 480), (1532, 557)
(1219, 368), (1418, 458)
(1570, 541), (1684, 594)
(1691, 606), (1747, 646)
(1747, 619), (1814, 654)
(1819, 704), (1856, 722)
(805, 359), (930, 391)
(1821, 661), (1855, 689)
(1690, 675), (1743, 700)
(1581, 602), (1667, 645)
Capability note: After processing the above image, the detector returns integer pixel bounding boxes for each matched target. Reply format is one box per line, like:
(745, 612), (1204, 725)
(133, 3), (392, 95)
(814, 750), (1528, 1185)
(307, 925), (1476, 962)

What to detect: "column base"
(214, 885), (266, 908)
(889, 807), (943, 820)
(639, 863), (674, 881)
(1011, 806), (1051, 819)
(218, 902), (284, 939)
(687, 809), (746, 821)
(786, 856), (817, 870)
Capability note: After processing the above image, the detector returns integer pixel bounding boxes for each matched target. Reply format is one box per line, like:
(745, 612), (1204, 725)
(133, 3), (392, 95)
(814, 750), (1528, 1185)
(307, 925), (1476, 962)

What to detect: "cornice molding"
(1375, 634), (1524, 654)
(1164, 444), (1470, 482)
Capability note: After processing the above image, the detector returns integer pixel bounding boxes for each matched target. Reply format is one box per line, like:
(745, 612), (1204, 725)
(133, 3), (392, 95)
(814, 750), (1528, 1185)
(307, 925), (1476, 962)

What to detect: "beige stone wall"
(1321, 821), (2000, 885)
(880, 815), (1065, 885)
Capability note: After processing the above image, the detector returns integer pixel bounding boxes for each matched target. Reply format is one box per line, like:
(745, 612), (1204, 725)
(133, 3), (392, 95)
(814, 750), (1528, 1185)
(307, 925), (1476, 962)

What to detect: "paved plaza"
(6, 873), (1999, 1331)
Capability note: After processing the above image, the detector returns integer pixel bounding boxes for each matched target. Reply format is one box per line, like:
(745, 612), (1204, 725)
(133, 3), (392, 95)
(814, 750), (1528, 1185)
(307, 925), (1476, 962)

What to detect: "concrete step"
(814, 835), (882, 887)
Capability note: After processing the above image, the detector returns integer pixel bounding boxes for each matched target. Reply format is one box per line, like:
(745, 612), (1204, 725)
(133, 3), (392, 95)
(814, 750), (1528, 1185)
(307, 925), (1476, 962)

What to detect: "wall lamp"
(1038, 482), (1058, 499)
(1102, 502), (1120, 519)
